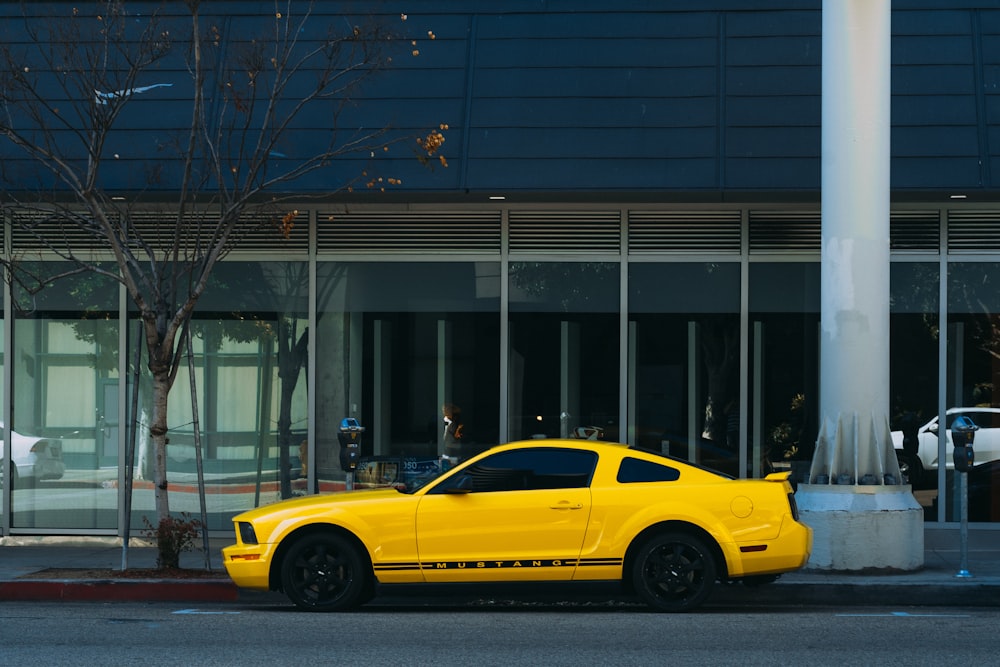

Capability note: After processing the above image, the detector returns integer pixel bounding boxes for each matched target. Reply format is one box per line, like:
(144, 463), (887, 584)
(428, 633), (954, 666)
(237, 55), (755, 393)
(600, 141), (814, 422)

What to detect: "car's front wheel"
(280, 532), (370, 612)
(631, 531), (718, 612)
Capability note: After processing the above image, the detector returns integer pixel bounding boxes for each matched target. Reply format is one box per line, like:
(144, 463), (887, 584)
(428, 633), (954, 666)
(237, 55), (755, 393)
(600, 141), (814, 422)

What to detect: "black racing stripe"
(576, 558), (623, 566)
(373, 562), (422, 570)
(374, 558), (623, 573)
(419, 558), (580, 570)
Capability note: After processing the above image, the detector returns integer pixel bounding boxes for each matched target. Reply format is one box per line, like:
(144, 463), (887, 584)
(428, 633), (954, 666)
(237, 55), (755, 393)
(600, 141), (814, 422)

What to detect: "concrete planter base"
(796, 484), (924, 571)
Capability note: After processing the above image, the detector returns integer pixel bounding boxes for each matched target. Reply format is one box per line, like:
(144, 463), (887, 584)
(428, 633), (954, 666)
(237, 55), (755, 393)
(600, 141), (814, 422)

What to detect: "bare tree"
(0, 0), (445, 553)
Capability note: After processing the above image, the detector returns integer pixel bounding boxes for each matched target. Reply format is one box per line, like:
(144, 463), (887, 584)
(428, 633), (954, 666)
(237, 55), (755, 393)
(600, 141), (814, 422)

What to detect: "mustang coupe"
(223, 440), (812, 612)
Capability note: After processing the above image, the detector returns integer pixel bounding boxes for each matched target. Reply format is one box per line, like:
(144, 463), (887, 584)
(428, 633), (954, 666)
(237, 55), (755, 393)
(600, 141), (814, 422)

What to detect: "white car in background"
(1, 425), (66, 486)
(892, 408), (1000, 486)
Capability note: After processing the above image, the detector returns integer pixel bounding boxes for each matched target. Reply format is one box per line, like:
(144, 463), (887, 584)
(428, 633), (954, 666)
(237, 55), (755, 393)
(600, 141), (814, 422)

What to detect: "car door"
(414, 447), (596, 582)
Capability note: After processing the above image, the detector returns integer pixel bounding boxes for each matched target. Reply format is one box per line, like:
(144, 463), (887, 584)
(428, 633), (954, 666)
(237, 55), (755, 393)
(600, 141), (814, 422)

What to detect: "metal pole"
(957, 470), (971, 578)
(186, 329), (212, 571)
(121, 319), (143, 571)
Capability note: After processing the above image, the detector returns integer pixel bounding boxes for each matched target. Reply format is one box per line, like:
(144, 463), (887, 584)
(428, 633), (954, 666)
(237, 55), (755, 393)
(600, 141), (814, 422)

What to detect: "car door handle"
(550, 502), (584, 510)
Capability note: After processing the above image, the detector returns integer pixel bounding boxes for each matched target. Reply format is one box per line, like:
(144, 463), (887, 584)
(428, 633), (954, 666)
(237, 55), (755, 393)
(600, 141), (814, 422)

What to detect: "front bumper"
(222, 542), (277, 591)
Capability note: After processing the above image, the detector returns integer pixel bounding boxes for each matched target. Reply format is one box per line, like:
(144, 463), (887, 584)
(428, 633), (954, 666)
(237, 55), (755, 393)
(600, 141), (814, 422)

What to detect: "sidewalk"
(0, 535), (240, 602)
(0, 527), (997, 607)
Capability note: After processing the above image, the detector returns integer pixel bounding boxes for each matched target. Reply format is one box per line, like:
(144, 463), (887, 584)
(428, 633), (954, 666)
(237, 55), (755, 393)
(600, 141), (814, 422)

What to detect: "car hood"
(232, 487), (406, 523)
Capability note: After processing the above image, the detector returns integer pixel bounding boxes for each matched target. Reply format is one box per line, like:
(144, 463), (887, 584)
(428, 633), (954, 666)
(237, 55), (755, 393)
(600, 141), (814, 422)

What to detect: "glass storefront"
(1, 208), (998, 535)
(629, 262), (740, 476)
(123, 261), (309, 532)
(946, 263), (1000, 522)
(749, 263), (820, 484)
(316, 262), (501, 492)
(10, 264), (119, 529)
(508, 262), (619, 442)
(889, 262), (940, 520)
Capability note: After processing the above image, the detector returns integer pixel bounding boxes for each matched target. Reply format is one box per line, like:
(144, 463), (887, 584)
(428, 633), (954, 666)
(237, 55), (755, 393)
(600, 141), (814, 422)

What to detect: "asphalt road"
(1, 598), (996, 666)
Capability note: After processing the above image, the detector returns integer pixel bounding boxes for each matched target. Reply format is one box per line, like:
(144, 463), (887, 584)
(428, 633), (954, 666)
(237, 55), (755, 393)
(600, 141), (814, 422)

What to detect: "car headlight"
(237, 521), (259, 545)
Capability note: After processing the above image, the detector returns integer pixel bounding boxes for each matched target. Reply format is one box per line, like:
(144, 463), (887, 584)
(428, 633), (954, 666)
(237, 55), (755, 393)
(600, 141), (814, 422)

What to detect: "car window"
(972, 411), (1000, 429)
(947, 411), (1000, 429)
(430, 447), (597, 494)
(617, 457), (680, 483)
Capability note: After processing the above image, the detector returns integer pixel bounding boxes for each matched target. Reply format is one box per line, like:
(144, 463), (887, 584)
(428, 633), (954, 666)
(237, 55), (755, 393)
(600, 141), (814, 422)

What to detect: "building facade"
(3, 1), (1000, 536)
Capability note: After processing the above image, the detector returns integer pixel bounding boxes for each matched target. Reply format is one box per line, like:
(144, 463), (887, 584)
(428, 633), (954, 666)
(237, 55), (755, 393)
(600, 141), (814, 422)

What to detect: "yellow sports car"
(223, 440), (811, 612)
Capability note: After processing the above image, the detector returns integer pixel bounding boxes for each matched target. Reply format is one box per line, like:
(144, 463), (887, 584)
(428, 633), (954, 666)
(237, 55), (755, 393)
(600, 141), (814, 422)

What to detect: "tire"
(280, 532), (370, 612)
(896, 451), (924, 488)
(631, 531), (718, 612)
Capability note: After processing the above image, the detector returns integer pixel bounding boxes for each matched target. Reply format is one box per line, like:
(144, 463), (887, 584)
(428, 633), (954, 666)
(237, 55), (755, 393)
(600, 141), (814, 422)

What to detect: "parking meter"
(338, 418), (365, 472)
(950, 414), (978, 578)
(951, 415), (978, 473)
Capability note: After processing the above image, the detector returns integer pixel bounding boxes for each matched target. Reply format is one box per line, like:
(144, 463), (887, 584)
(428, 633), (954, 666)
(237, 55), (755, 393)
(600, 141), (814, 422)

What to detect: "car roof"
(490, 439), (733, 478)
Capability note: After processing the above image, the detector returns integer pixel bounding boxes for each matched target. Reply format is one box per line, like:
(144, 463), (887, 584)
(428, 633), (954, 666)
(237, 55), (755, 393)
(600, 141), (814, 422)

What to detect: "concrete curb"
(711, 581), (1000, 608)
(0, 579), (239, 602)
(1, 575), (996, 608)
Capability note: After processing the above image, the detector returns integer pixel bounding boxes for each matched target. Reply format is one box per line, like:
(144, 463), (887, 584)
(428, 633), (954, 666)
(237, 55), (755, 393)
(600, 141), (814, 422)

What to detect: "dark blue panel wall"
(2, 1), (999, 197)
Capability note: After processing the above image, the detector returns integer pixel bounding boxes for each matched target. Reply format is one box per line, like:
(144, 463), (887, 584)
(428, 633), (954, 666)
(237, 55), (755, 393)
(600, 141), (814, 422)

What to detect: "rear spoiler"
(764, 471), (793, 482)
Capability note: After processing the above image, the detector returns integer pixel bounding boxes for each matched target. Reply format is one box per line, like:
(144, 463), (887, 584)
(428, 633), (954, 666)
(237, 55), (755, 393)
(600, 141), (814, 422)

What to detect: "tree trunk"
(276, 321), (307, 499)
(149, 369), (172, 520)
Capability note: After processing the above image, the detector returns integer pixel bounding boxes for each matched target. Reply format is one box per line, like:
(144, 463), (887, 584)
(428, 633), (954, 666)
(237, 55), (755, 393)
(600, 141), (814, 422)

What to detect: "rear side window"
(617, 457), (680, 483)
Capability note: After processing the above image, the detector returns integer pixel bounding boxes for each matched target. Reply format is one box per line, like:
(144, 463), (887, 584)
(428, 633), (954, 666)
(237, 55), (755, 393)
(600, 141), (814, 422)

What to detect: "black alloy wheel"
(632, 531), (718, 612)
(280, 532), (369, 611)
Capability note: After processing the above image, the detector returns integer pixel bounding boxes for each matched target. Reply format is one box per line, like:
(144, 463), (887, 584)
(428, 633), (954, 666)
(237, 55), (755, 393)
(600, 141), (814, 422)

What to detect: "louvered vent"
(10, 208), (308, 251)
(947, 210), (1000, 253)
(317, 211), (501, 253)
(11, 208), (111, 250)
(749, 211), (820, 253)
(508, 211), (621, 253)
(126, 210), (308, 251)
(628, 211), (741, 254)
(890, 211), (940, 253)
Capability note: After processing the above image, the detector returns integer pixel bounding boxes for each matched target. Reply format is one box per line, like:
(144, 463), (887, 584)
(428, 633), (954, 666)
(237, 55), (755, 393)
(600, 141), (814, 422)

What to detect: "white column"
(796, 0), (924, 571)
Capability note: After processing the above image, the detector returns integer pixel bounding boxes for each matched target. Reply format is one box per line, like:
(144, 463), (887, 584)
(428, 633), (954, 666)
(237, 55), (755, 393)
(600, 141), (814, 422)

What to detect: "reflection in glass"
(509, 262), (619, 443)
(316, 262), (500, 491)
(749, 263), (820, 483)
(127, 261), (309, 531)
(947, 262), (1000, 522)
(0, 323), (3, 517)
(11, 265), (119, 529)
(629, 263), (740, 475)
(889, 262), (939, 519)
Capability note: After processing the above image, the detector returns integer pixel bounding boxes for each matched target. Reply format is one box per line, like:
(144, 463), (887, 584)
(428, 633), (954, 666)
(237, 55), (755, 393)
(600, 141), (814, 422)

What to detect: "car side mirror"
(928, 423), (938, 434)
(443, 474), (473, 494)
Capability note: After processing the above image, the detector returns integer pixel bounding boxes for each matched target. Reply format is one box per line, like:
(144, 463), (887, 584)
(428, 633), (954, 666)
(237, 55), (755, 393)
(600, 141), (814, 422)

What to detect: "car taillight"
(787, 492), (800, 521)
(30, 442), (61, 458)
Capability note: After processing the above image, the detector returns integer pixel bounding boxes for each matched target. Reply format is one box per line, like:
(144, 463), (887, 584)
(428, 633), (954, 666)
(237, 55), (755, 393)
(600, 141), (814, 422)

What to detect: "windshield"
(355, 456), (455, 494)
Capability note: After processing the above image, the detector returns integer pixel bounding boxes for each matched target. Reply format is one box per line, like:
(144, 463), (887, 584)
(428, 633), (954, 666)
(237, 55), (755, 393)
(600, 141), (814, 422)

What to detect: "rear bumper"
(731, 517), (813, 577)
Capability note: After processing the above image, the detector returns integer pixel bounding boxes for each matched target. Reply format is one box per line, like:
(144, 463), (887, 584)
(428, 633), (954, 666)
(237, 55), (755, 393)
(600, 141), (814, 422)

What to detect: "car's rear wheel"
(632, 531), (717, 612)
(280, 532), (370, 612)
